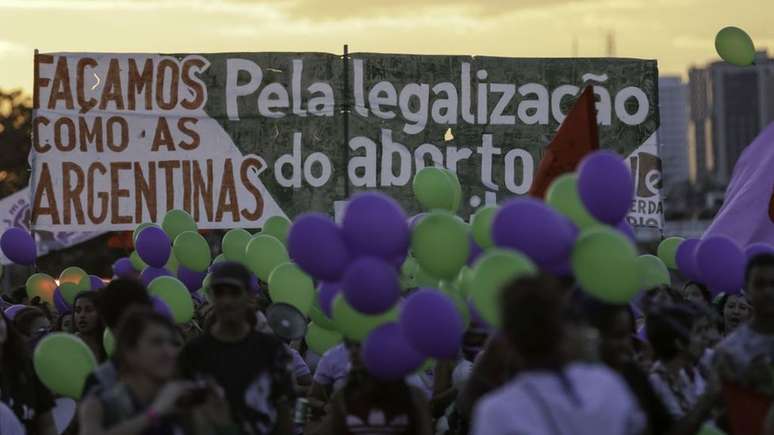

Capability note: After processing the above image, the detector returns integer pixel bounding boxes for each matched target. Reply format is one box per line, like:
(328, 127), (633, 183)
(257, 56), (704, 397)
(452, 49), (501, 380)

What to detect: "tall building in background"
(688, 50), (774, 184)
(658, 76), (689, 188)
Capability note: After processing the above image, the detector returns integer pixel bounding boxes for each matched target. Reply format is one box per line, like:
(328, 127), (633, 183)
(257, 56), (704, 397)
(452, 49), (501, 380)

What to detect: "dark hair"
(745, 253), (774, 285)
(0, 311), (31, 373)
(114, 308), (177, 368)
(97, 279), (152, 330)
(13, 306), (48, 337)
(73, 291), (107, 361)
(682, 281), (711, 304)
(582, 299), (635, 337)
(500, 274), (567, 367)
(646, 304), (696, 361)
(10, 286), (28, 304)
(642, 285), (684, 314)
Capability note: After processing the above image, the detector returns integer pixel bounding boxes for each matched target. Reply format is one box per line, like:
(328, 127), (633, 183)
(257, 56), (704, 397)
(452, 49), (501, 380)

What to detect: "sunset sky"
(0, 0), (771, 93)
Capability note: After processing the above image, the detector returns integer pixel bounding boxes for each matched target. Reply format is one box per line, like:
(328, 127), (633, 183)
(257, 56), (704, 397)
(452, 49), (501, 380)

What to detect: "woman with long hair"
(73, 292), (108, 363)
(0, 310), (57, 435)
(78, 308), (235, 435)
(310, 341), (433, 435)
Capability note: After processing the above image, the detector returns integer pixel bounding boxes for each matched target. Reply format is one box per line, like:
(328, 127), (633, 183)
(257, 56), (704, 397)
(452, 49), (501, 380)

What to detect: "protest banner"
(30, 51), (661, 231)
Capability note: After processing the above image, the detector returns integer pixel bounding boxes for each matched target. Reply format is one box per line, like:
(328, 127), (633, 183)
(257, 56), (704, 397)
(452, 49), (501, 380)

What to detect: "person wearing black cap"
(178, 261), (294, 435)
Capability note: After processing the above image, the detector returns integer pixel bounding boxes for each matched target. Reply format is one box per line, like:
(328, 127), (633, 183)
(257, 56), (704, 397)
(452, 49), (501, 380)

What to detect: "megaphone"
(266, 303), (308, 341)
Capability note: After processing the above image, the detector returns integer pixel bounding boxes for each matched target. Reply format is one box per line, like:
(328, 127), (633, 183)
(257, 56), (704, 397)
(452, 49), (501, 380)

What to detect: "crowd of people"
(1, 253), (773, 435)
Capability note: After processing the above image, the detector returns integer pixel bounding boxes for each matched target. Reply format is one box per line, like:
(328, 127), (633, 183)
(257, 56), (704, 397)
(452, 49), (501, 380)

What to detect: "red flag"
(529, 86), (599, 198)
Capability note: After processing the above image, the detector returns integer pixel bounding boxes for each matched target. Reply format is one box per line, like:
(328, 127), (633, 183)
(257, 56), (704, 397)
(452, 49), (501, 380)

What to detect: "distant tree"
(0, 89), (32, 198)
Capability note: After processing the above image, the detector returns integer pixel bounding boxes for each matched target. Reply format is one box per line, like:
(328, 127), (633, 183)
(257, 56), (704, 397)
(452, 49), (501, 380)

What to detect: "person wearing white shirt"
(471, 274), (646, 435)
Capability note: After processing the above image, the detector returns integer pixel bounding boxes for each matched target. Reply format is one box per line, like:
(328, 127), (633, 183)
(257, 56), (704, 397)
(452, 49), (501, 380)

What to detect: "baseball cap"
(209, 261), (252, 292)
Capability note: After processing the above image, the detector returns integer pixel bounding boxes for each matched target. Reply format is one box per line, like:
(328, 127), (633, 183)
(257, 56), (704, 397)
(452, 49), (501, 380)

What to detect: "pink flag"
(703, 122), (774, 246)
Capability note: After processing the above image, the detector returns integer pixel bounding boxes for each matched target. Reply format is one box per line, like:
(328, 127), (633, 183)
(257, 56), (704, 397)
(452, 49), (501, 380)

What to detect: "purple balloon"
(249, 274), (261, 296)
(89, 275), (106, 290)
(151, 295), (173, 320)
(288, 213), (352, 282)
(362, 322), (425, 381)
(342, 257), (400, 315)
(178, 266), (206, 292)
(616, 219), (637, 243)
(53, 287), (71, 313)
(745, 243), (774, 261)
(0, 227), (36, 266)
(342, 193), (409, 260)
(491, 198), (574, 267)
(141, 267), (172, 287)
(578, 151), (634, 224)
(135, 226), (171, 268)
(676, 239), (702, 283)
(400, 289), (463, 359)
(4, 304), (26, 320)
(318, 281), (341, 317)
(467, 238), (483, 267)
(696, 236), (745, 295)
(112, 257), (135, 279)
(543, 256), (573, 277)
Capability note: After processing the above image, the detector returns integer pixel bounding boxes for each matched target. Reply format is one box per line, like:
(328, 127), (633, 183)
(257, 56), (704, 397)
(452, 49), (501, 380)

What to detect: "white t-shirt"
(649, 361), (706, 418)
(0, 402), (25, 435)
(312, 344), (351, 393)
(472, 363), (646, 435)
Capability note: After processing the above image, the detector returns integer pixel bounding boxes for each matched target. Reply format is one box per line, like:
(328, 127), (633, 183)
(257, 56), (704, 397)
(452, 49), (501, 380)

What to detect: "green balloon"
(638, 254), (671, 290)
(443, 169), (462, 213)
(306, 322), (343, 356)
(162, 209), (197, 240)
(26, 273), (57, 304)
(413, 167), (455, 211)
(103, 329), (115, 357)
(262, 216), (291, 246)
(415, 266), (440, 288)
(657, 237), (684, 270)
(697, 423), (727, 435)
(59, 266), (89, 291)
(471, 249), (537, 327)
(222, 229), (251, 264)
(471, 206), (497, 249)
(715, 26), (755, 66)
(130, 251), (147, 272)
(268, 263), (315, 315)
(213, 254), (226, 264)
(572, 227), (639, 303)
(309, 294), (338, 331)
(60, 282), (81, 305)
(455, 266), (475, 297)
(33, 333), (97, 399)
(416, 359), (435, 374)
(399, 256), (419, 291)
(331, 294), (398, 342)
(148, 276), (194, 324)
(412, 212), (470, 279)
(132, 223), (160, 242)
(245, 235), (289, 281)
(202, 273), (212, 302)
(165, 254), (179, 274)
(546, 174), (599, 229)
(440, 281), (470, 329)
(173, 231), (211, 273)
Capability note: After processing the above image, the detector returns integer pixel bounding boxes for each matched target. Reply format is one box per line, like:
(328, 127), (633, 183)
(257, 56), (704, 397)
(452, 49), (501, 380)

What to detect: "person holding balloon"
(0, 310), (57, 435)
(177, 262), (295, 435)
(471, 274), (647, 435)
(78, 308), (235, 435)
(73, 292), (108, 364)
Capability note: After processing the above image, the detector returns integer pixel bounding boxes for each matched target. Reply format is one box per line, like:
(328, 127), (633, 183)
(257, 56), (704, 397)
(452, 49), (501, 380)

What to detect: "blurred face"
(724, 294), (752, 333)
(74, 298), (99, 334)
(600, 310), (635, 370)
(683, 284), (707, 306)
(690, 316), (721, 356)
(211, 284), (249, 323)
(125, 323), (180, 382)
(60, 315), (73, 333)
(747, 265), (774, 320)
